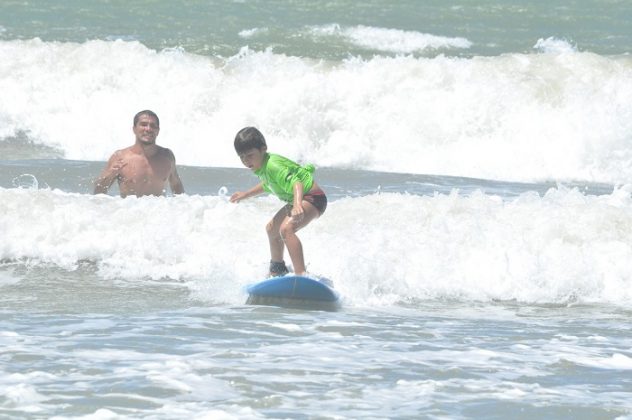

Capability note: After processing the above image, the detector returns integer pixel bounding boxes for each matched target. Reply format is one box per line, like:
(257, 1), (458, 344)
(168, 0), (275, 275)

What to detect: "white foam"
(266, 322), (303, 332)
(55, 409), (120, 420)
(308, 24), (472, 53)
(569, 353), (632, 370)
(238, 27), (269, 38)
(3, 186), (632, 307)
(1, 39), (632, 183)
(3, 383), (44, 406)
(534, 37), (577, 53)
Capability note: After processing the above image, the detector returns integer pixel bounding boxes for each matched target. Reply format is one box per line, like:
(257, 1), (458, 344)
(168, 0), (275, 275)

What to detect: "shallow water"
(2, 160), (632, 418)
(3, 290), (632, 418)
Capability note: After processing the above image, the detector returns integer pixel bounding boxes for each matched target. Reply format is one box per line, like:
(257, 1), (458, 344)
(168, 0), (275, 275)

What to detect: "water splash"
(12, 174), (39, 189)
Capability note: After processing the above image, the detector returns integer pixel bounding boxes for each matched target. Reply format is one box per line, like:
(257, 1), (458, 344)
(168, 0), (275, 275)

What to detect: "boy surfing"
(230, 127), (327, 277)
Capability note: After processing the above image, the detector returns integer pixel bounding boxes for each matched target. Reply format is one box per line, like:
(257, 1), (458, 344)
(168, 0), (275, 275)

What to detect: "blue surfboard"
(246, 275), (340, 310)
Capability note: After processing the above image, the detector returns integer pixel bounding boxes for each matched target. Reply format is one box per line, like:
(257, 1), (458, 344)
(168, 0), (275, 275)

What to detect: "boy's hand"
(291, 203), (304, 221)
(230, 183), (264, 203)
(230, 191), (247, 203)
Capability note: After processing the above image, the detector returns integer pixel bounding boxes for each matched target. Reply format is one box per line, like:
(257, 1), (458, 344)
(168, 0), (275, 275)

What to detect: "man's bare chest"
(119, 155), (171, 183)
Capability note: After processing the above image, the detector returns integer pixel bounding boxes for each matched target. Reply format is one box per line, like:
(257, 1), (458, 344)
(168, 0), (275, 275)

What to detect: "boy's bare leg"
(267, 205), (291, 265)
(279, 201), (320, 275)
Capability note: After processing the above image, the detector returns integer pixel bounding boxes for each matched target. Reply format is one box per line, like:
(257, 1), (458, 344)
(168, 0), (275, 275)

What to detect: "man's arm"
(167, 150), (184, 195)
(169, 166), (185, 195)
(94, 152), (125, 194)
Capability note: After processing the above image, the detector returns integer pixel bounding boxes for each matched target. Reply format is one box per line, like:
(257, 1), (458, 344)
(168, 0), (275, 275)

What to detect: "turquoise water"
(2, 1), (632, 418)
(2, 0), (631, 58)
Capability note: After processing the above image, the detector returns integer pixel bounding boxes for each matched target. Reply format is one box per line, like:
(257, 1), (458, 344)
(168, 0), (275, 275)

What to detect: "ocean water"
(1, 1), (632, 418)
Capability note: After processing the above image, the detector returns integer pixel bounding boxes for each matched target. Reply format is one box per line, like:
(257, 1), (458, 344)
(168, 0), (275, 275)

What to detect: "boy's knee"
(279, 223), (295, 239)
(266, 220), (281, 238)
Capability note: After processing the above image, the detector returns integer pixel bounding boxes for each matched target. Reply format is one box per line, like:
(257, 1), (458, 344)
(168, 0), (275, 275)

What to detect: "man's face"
(133, 114), (160, 145)
(239, 147), (267, 171)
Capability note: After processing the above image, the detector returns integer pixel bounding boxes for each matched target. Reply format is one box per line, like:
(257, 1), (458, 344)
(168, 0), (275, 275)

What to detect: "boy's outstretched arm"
(230, 183), (264, 203)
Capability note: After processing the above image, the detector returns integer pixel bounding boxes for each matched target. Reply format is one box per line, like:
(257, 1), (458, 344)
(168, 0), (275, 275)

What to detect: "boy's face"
(238, 147), (267, 171)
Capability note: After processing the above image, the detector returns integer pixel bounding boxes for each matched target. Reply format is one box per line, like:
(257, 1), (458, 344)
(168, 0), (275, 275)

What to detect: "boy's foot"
(269, 260), (289, 277)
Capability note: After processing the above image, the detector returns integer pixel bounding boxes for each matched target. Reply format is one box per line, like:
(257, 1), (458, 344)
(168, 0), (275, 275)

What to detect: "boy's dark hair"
(133, 110), (160, 127)
(234, 127), (267, 154)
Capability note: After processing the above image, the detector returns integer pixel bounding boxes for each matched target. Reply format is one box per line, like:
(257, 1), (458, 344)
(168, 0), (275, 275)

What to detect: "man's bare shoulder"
(155, 146), (176, 160)
(111, 146), (137, 158)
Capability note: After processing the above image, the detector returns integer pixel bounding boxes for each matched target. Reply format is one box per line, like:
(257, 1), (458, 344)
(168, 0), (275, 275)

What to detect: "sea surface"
(1, 1), (632, 419)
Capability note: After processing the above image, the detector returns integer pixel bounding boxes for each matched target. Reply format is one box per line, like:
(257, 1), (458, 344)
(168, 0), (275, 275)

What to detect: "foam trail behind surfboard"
(246, 295), (340, 311)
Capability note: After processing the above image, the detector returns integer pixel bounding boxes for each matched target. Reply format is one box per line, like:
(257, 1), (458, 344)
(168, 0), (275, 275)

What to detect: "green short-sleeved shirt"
(254, 153), (315, 203)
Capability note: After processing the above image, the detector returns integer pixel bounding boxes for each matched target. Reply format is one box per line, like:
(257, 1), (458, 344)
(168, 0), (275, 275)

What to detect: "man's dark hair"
(133, 110), (160, 127)
(234, 127), (267, 154)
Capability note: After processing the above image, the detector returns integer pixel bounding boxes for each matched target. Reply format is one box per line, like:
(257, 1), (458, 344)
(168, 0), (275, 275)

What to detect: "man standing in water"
(94, 110), (185, 197)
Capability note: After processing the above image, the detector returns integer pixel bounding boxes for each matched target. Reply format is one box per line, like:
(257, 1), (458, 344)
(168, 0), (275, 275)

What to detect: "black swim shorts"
(303, 189), (327, 216)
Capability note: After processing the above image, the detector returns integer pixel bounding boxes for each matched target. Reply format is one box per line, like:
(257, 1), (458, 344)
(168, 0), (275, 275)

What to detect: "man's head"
(133, 110), (160, 145)
(133, 110), (160, 128)
(235, 127), (267, 171)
